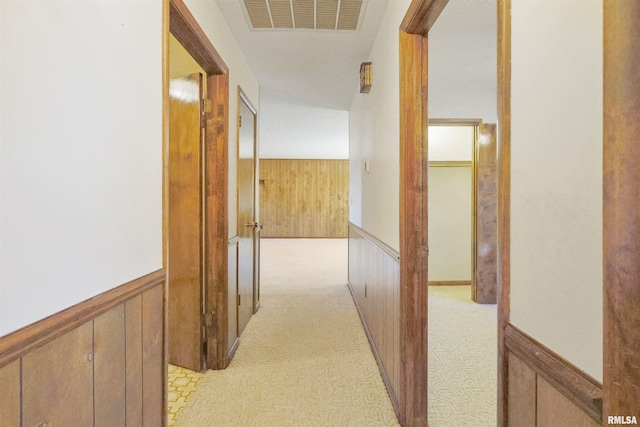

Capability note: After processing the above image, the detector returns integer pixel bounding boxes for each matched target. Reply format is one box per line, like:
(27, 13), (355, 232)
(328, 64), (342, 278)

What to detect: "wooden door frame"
(399, 0), (510, 425)
(164, 0), (231, 371)
(428, 119), (481, 294)
(603, 1), (640, 419)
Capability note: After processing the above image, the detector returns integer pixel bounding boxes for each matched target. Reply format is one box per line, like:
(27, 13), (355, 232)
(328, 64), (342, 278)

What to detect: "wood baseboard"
(428, 280), (471, 286)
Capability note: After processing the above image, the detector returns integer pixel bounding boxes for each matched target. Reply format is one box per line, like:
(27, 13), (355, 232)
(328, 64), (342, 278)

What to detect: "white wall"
(184, 0), (260, 238)
(259, 100), (349, 159)
(510, 0), (603, 381)
(349, 0), (411, 251)
(428, 167), (472, 281)
(428, 126), (473, 282)
(0, 0), (163, 335)
(428, 126), (474, 161)
(428, 0), (497, 123)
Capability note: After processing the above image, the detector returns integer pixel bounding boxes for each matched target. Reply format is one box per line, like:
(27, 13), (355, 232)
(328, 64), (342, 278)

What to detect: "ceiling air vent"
(243, 0), (364, 31)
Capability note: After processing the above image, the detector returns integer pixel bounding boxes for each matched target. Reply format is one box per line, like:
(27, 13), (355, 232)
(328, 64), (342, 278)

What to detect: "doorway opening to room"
(426, 120), (498, 425)
(398, 0), (502, 424)
(425, 1), (498, 424)
(166, 0), (246, 376)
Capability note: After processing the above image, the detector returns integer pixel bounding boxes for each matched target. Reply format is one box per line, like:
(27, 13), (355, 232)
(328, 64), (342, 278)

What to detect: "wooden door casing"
(473, 123), (498, 304)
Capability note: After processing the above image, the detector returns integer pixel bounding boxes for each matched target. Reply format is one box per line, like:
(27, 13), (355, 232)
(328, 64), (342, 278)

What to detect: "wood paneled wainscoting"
(0, 270), (166, 426)
(505, 324), (602, 426)
(259, 159), (349, 238)
(348, 223), (401, 413)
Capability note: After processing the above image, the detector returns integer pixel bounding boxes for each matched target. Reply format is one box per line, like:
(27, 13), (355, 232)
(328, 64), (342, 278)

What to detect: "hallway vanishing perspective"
(169, 239), (498, 426)
(174, 239), (399, 426)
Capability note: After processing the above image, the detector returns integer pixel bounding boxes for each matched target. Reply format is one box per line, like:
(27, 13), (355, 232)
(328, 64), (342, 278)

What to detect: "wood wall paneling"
(126, 295), (144, 426)
(603, 0), (640, 420)
(348, 223), (401, 413)
(0, 360), (21, 427)
(142, 285), (164, 427)
(507, 352), (536, 427)
(22, 323), (94, 426)
(505, 324), (603, 425)
(536, 377), (600, 427)
(474, 123), (498, 304)
(94, 304), (127, 427)
(259, 159), (349, 238)
(0, 272), (165, 427)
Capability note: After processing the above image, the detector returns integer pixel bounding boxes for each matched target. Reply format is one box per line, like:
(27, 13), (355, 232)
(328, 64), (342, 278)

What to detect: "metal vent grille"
(243, 0), (364, 30)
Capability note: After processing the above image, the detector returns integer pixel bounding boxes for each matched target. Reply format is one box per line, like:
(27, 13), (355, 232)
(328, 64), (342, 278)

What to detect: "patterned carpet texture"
(428, 285), (497, 426)
(176, 238), (400, 426)
(172, 239), (497, 426)
(168, 364), (203, 426)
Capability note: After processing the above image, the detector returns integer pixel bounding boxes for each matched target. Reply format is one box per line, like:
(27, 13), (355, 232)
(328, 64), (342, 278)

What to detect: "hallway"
(175, 239), (399, 426)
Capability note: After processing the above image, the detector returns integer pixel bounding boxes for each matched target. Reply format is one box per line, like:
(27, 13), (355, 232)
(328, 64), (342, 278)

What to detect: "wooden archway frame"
(163, 0), (231, 372)
(398, 1), (511, 425)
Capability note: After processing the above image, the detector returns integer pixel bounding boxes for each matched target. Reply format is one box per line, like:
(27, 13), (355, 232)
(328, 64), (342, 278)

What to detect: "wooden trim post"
(496, 0), (511, 425)
(399, 30), (430, 427)
(603, 0), (640, 419)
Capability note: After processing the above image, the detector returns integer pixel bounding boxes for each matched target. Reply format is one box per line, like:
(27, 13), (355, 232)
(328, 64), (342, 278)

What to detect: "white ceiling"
(215, 0), (496, 112)
(216, 0), (389, 110)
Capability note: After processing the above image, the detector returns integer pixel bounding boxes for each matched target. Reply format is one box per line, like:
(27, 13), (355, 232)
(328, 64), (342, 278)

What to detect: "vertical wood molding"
(474, 123), (498, 304)
(497, 0), (512, 424)
(205, 73), (230, 370)
(399, 29), (429, 427)
(603, 0), (640, 419)
(162, 0), (170, 424)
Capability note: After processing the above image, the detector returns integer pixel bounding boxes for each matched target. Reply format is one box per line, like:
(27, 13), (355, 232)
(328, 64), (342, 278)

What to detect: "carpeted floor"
(172, 239), (497, 426)
(428, 285), (497, 426)
(176, 238), (400, 426)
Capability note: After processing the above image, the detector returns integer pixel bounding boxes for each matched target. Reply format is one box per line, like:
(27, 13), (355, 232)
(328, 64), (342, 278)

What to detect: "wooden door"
(168, 73), (204, 371)
(473, 123), (498, 304)
(237, 92), (257, 335)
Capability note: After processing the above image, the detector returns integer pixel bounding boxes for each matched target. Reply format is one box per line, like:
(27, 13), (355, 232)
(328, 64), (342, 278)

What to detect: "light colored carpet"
(176, 238), (400, 427)
(428, 285), (497, 426)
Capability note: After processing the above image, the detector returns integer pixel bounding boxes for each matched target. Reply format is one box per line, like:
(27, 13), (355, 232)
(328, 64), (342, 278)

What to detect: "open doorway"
(426, 1), (498, 424)
(166, 0), (232, 372)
